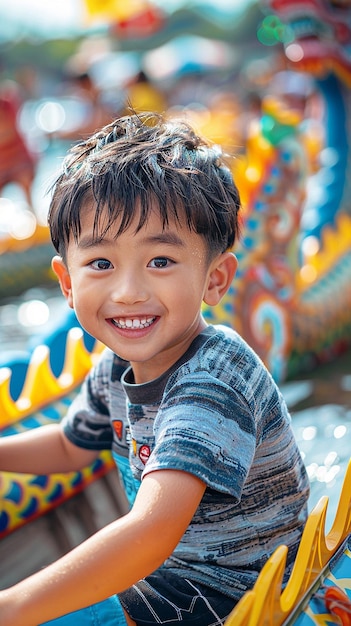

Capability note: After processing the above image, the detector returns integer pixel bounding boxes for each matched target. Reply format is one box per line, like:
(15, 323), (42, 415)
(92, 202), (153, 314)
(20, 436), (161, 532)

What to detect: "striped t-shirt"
(63, 324), (309, 600)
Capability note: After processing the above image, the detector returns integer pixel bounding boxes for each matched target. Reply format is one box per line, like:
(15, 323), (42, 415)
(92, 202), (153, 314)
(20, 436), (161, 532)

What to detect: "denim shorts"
(119, 570), (236, 625)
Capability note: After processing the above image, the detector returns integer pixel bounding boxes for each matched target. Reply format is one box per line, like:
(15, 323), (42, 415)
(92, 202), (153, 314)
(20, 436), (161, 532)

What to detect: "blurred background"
(0, 0), (350, 562)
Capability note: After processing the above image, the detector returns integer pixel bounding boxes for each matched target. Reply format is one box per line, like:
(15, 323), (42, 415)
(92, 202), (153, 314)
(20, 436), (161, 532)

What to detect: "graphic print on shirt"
(112, 419), (123, 441)
(139, 444), (151, 464)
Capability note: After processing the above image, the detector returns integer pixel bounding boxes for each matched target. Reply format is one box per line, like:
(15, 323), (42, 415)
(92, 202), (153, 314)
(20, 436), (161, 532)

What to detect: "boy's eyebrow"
(140, 232), (185, 247)
(77, 231), (185, 249)
(77, 235), (112, 249)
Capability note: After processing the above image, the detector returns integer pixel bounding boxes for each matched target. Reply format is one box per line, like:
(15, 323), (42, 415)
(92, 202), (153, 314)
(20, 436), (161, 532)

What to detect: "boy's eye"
(149, 257), (172, 269)
(90, 258), (112, 270)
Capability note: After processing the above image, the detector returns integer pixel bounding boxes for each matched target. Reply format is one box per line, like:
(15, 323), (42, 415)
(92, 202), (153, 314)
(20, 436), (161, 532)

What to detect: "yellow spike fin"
(0, 368), (20, 423)
(16, 345), (63, 413)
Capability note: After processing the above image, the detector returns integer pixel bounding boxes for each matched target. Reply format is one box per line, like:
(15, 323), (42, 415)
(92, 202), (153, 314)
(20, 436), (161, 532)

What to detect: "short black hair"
(48, 112), (241, 261)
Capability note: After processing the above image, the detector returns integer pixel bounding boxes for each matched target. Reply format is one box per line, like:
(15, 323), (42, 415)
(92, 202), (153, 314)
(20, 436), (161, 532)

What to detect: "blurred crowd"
(0, 37), (324, 221)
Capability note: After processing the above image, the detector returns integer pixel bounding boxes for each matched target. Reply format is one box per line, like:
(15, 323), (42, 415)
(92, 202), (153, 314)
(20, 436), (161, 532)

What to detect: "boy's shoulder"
(176, 324), (270, 386)
(194, 324), (261, 365)
(163, 324), (280, 417)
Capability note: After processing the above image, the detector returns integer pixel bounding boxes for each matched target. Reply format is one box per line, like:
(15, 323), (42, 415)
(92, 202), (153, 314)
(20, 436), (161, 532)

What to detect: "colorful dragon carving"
(204, 0), (351, 383)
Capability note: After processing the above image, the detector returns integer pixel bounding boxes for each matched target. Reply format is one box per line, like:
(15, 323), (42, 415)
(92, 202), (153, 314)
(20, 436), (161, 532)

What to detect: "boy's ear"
(51, 256), (74, 308)
(203, 252), (237, 306)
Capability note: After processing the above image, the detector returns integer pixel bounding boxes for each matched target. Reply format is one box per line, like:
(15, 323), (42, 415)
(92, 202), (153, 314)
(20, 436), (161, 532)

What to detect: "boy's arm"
(0, 424), (100, 474)
(0, 469), (206, 626)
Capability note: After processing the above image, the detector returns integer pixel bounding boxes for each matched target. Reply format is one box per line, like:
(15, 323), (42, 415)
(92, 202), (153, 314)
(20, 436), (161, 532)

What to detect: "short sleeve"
(62, 349), (117, 450)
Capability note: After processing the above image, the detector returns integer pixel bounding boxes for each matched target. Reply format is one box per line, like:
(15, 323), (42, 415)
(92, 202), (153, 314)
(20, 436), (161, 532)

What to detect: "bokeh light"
(17, 300), (50, 327)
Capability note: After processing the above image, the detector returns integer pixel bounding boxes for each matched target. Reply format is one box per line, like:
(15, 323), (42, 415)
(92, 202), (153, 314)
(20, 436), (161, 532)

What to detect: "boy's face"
(53, 204), (236, 384)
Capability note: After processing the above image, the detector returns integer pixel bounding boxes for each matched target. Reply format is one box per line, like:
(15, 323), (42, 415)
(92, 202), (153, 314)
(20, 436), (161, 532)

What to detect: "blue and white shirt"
(62, 324), (309, 600)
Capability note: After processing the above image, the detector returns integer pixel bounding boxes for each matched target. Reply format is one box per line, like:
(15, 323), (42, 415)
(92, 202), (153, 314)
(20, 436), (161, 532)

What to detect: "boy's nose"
(111, 273), (148, 305)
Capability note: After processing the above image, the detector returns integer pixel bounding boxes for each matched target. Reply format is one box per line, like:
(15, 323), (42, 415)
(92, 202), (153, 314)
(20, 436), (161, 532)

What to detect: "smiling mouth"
(112, 317), (156, 329)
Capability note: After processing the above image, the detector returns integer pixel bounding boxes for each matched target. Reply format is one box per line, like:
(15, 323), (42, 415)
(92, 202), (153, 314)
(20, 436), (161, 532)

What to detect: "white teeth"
(113, 317), (155, 329)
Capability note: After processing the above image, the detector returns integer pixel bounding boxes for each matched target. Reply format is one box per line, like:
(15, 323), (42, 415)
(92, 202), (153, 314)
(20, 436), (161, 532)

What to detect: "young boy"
(0, 112), (309, 626)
